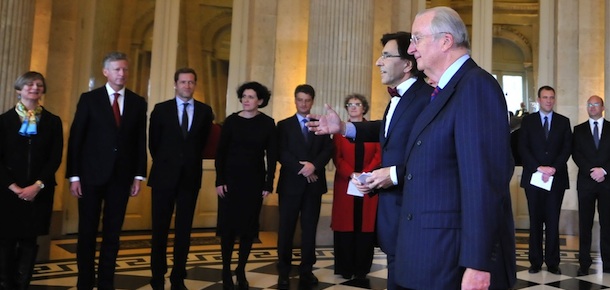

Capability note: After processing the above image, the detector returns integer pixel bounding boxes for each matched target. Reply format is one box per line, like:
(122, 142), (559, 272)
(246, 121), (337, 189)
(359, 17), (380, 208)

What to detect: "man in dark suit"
(395, 7), (515, 289)
(147, 68), (214, 289)
(306, 32), (430, 290)
(519, 85), (572, 275)
(66, 51), (148, 290)
(276, 84), (332, 289)
(572, 95), (610, 275)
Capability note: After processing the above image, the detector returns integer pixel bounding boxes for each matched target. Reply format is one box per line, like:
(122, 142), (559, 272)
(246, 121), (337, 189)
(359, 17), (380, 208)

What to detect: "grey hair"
(420, 6), (470, 50)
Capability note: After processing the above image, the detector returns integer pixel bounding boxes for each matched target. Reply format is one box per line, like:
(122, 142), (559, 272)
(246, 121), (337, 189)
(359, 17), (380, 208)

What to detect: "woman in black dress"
(0, 71), (63, 289)
(215, 81), (278, 290)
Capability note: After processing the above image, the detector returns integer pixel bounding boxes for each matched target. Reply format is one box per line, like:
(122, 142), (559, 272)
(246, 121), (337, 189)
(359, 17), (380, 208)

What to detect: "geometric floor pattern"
(27, 232), (610, 290)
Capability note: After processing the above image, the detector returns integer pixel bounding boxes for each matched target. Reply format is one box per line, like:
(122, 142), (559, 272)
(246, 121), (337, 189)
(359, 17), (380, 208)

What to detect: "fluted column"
(306, 0), (374, 119)
(0, 0), (36, 112)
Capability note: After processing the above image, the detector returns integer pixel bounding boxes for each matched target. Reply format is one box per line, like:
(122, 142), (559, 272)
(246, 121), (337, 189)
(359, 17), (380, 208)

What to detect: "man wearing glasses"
(307, 31), (431, 290)
(572, 95), (609, 276)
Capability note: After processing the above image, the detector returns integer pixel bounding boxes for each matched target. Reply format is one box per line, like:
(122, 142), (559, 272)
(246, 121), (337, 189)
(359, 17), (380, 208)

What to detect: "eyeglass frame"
(345, 103), (363, 108)
(587, 103), (603, 108)
(410, 32), (450, 46)
(379, 53), (402, 60)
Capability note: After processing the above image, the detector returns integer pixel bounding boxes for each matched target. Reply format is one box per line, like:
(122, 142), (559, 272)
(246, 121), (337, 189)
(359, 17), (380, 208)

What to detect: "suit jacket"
(353, 77), (431, 186)
(0, 108), (63, 237)
(519, 111), (572, 191)
(148, 98), (214, 190)
(276, 115), (332, 195)
(395, 58), (516, 289)
(66, 86), (148, 186)
(573, 119), (610, 191)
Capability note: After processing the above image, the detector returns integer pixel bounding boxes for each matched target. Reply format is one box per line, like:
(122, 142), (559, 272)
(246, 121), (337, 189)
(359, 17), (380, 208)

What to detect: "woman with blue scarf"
(0, 71), (63, 289)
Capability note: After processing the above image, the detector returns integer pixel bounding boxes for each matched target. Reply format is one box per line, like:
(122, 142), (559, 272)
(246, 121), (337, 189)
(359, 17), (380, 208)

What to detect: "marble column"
(0, 0), (36, 112)
(306, 0), (374, 119)
(471, 0), (493, 72)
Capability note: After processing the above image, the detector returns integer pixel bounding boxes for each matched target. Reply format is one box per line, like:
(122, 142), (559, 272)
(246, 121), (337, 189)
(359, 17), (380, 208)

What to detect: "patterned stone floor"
(26, 231), (610, 289)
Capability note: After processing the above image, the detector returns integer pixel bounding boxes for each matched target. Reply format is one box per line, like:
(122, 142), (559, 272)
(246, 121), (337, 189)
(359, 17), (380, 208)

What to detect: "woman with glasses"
(331, 94), (381, 281)
(0, 71), (63, 289)
(215, 81), (278, 290)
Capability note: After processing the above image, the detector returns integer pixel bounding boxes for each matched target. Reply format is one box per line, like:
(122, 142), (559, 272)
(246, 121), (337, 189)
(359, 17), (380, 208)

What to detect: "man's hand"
(461, 268), (490, 290)
(306, 104), (344, 135)
(537, 166), (556, 183)
(262, 190), (270, 198)
(217, 185), (228, 198)
(590, 167), (606, 182)
(351, 174), (372, 194)
(70, 181), (83, 198)
(298, 161), (316, 177)
(365, 167), (394, 190)
(18, 184), (40, 202)
(306, 174), (319, 183)
(130, 179), (141, 197)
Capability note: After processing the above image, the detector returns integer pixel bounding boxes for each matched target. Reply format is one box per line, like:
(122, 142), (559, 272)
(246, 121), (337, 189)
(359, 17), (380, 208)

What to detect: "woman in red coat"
(331, 94), (381, 280)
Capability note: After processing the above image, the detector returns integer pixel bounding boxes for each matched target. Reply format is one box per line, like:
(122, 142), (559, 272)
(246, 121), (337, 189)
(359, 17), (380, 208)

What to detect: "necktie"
(543, 116), (549, 139)
(430, 86), (441, 102)
(302, 119), (309, 141)
(387, 87), (400, 98)
(594, 121), (600, 149)
(112, 93), (121, 127)
(181, 103), (189, 138)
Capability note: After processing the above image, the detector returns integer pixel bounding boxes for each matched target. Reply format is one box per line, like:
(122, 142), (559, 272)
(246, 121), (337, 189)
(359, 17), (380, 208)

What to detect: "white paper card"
(530, 171), (553, 191)
(346, 172), (372, 197)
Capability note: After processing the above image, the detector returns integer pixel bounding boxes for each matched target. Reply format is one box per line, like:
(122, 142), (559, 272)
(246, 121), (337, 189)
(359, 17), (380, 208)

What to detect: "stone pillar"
(537, 0), (556, 89)
(306, 0), (374, 120)
(0, 0), (36, 112)
(471, 0), (493, 72)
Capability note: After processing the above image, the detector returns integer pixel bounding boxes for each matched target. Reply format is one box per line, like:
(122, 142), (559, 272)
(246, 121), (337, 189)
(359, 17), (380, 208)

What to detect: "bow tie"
(387, 87), (400, 98)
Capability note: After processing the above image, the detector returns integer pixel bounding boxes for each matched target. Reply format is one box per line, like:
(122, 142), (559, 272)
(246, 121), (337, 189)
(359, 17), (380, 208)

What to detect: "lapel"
(292, 115), (311, 149)
(597, 119), (610, 150)
(404, 59), (475, 157)
(188, 101), (204, 139)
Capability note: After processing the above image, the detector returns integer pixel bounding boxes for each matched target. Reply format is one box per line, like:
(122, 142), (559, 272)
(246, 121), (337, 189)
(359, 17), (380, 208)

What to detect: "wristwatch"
(35, 180), (45, 189)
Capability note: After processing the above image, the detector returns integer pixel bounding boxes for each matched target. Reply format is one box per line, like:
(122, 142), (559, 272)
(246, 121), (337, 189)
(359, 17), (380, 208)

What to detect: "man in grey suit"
(148, 68), (214, 290)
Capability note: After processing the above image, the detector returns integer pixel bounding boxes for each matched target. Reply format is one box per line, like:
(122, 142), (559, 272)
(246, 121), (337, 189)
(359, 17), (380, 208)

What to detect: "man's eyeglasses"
(410, 32), (449, 46)
(587, 103), (602, 107)
(379, 54), (401, 60)
(345, 103), (363, 108)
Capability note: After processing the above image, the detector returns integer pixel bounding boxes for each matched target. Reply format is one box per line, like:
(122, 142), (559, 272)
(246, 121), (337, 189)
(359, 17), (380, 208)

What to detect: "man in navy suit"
(573, 95), (610, 276)
(519, 86), (572, 275)
(148, 68), (214, 289)
(66, 52), (148, 290)
(307, 32), (430, 290)
(395, 7), (515, 289)
(276, 84), (333, 289)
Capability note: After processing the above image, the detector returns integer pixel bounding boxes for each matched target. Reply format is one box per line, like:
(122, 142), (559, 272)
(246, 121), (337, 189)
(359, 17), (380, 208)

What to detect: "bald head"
(587, 95), (605, 120)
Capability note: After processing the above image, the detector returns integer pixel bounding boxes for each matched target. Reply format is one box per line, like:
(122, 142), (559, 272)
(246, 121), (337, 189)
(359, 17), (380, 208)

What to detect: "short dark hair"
(537, 85), (555, 98)
(344, 94), (370, 115)
(294, 84), (315, 99)
(237, 81), (272, 108)
(14, 71), (46, 94)
(381, 32), (420, 77)
(102, 51), (128, 69)
(174, 68), (197, 82)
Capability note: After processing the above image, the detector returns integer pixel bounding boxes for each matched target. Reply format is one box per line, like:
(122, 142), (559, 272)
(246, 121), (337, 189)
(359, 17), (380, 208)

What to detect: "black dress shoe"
(236, 279), (249, 290)
(577, 268), (589, 276)
(277, 275), (289, 290)
(299, 273), (318, 285)
(171, 281), (188, 290)
(528, 267), (541, 273)
(547, 266), (561, 275)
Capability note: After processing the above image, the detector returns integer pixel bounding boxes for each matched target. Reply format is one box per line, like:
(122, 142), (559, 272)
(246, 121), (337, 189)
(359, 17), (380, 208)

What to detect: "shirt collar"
(437, 54), (470, 89)
(105, 83), (125, 97)
(395, 77), (418, 96)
